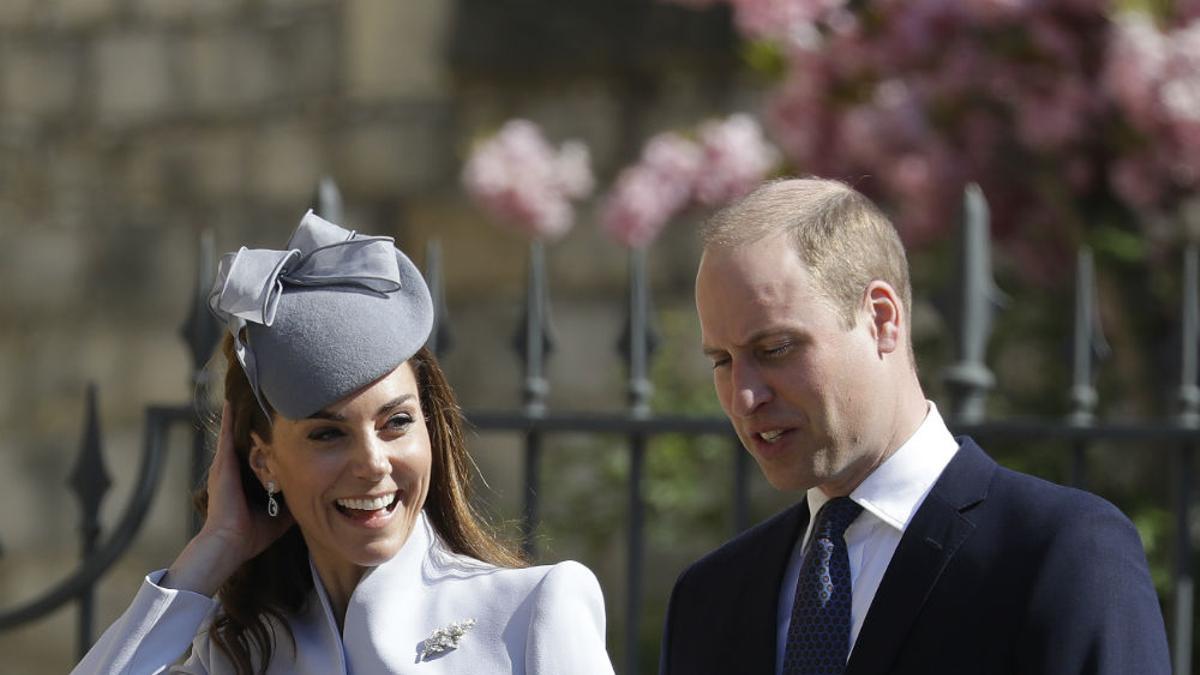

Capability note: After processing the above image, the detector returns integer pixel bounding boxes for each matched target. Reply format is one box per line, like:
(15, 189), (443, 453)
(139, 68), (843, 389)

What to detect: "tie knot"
(814, 497), (862, 540)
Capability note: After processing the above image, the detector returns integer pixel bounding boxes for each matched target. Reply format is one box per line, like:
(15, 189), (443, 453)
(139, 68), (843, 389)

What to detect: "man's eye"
(762, 343), (793, 359)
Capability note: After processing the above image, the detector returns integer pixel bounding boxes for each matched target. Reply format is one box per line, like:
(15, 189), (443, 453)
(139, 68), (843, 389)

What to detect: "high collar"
(805, 401), (958, 535)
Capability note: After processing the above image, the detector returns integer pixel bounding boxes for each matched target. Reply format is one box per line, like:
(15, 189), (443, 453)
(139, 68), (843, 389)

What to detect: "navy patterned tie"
(782, 497), (863, 675)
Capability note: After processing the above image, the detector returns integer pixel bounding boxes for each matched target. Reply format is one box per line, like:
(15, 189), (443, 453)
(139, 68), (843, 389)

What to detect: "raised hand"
(162, 403), (294, 596)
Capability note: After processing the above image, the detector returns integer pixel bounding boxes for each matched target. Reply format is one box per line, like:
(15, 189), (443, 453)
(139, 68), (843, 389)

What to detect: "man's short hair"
(702, 177), (912, 330)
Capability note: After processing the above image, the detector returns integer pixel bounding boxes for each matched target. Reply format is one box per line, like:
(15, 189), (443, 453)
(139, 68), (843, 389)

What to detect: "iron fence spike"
(1180, 244), (1200, 427)
(311, 176), (344, 225)
(67, 384), (111, 527)
(942, 183), (1000, 424)
(180, 230), (221, 371)
(424, 240), (454, 358)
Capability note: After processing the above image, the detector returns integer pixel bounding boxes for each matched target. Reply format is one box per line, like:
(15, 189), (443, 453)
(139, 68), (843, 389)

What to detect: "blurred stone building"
(0, 1), (764, 672)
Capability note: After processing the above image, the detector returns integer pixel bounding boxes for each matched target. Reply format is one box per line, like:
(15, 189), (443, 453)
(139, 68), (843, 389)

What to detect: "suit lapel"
(845, 440), (995, 675)
(726, 501), (810, 673)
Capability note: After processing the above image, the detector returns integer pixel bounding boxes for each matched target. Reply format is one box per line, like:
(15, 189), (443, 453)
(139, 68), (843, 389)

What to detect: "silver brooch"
(419, 618), (476, 661)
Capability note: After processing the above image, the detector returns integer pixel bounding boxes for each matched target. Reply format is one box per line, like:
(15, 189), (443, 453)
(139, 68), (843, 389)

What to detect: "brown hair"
(197, 335), (524, 675)
(702, 177), (913, 330)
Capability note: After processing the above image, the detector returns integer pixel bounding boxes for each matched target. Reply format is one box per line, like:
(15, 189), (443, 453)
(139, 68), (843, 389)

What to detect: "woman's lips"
(335, 492), (401, 528)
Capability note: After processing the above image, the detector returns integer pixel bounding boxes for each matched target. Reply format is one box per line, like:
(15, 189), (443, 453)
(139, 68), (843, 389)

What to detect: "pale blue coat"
(73, 513), (614, 674)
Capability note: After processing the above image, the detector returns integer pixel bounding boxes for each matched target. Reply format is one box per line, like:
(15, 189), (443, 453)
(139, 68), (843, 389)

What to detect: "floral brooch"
(419, 618), (477, 661)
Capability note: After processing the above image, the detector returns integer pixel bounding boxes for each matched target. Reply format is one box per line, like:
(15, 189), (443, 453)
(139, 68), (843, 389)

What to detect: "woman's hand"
(162, 403), (294, 596)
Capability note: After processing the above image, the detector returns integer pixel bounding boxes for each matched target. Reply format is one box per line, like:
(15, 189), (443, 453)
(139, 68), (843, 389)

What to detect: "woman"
(74, 212), (615, 674)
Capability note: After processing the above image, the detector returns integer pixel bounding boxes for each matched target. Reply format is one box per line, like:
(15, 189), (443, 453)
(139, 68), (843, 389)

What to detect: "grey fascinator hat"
(208, 210), (434, 419)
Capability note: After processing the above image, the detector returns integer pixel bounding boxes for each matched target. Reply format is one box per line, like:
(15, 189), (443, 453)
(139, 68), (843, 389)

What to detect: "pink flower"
(600, 133), (702, 248)
(1014, 77), (1093, 152)
(462, 120), (594, 240)
(1104, 13), (1168, 132)
(694, 113), (780, 207)
(728, 0), (845, 44)
(1110, 154), (1165, 209)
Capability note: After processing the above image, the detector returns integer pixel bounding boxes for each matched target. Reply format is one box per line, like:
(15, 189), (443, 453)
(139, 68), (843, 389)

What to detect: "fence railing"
(1, 180), (1197, 675)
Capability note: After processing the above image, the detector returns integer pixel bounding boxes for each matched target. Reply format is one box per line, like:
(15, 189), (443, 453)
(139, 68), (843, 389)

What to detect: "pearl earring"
(266, 481), (280, 518)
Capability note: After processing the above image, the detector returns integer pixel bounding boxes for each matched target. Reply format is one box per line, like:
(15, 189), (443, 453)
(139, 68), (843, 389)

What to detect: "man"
(659, 178), (1170, 674)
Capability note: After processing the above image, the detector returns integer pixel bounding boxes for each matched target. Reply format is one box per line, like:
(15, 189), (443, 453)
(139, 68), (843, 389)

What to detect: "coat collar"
(724, 501), (812, 672)
(304, 511), (443, 672)
(845, 437), (994, 675)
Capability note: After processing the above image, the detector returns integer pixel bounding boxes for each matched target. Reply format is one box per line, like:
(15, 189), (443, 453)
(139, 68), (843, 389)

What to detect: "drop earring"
(266, 481), (280, 517)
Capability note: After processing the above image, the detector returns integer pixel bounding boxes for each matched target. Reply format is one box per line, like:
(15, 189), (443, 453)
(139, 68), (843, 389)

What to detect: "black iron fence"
(1, 181), (1197, 675)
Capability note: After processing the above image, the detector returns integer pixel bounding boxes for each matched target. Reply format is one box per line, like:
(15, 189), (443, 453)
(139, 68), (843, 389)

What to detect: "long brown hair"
(197, 335), (524, 675)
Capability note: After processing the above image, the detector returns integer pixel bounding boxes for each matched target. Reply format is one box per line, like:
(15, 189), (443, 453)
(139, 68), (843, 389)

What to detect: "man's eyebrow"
(745, 328), (801, 344)
(702, 328), (803, 357)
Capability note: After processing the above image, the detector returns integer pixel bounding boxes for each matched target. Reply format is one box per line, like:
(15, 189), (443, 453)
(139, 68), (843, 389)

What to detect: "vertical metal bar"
(311, 176), (344, 224)
(1173, 444), (1194, 675)
(183, 231), (219, 535)
(1069, 248), (1103, 489)
(68, 384), (110, 660)
(424, 240), (454, 359)
(624, 247), (654, 419)
(626, 435), (646, 675)
(618, 247), (656, 675)
(1173, 244), (1199, 675)
(943, 184), (1000, 424)
(733, 434), (749, 534)
(1180, 244), (1199, 428)
(522, 432), (542, 560)
(516, 240), (552, 557)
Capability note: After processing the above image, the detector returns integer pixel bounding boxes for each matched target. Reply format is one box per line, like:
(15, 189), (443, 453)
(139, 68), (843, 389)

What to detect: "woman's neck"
(309, 552), (368, 632)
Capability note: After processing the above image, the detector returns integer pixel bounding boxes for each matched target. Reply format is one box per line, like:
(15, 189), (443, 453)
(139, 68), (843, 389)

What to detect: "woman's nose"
(351, 436), (391, 479)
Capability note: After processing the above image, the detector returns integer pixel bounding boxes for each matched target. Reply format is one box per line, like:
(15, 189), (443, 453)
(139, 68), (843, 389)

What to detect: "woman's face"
(249, 361), (432, 577)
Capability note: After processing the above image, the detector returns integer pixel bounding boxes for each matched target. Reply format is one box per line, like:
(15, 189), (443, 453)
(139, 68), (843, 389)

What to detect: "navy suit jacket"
(659, 438), (1171, 674)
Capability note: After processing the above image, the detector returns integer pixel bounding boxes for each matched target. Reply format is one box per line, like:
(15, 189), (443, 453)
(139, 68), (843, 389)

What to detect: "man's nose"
(729, 360), (772, 417)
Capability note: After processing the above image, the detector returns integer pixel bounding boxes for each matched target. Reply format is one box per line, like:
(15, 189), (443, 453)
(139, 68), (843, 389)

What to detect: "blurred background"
(1, 0), (1199, 673)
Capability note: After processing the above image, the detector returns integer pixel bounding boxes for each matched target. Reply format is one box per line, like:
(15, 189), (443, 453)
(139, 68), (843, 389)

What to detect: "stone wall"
(0, 0), (748, 671)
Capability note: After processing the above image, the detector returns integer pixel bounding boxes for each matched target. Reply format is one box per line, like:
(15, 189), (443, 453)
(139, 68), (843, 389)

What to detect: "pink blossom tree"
(462, 119), (594, 240)
(599, 114), (779, 249)
(662, 0), (1200, 274)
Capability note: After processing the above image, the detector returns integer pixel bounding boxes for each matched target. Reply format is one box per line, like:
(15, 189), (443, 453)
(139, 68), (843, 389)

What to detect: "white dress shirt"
(74, 512), (614, 674)
(775, 402), (959, 674)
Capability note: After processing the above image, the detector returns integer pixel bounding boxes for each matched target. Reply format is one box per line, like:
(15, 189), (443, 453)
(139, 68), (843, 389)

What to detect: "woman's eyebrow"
(305, 394), (415, 422)
(375, 395), (415, 417)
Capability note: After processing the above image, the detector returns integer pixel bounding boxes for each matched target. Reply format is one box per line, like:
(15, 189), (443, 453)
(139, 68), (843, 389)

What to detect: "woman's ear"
(865, 280), (903, 355)
(247, 431), (276, 488)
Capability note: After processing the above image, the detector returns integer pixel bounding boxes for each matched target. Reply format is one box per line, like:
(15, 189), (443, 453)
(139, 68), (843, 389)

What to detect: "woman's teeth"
(760, 430), (784, 443)
(336, 494), (395, 511)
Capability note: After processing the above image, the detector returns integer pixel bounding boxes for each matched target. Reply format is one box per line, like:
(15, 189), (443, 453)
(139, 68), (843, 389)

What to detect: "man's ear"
(248, 431), (276, 488)
(865, 280), (903, 355)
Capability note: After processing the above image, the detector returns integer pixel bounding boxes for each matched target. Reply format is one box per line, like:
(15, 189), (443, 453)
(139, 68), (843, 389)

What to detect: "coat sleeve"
(524, 560), (616, 675)
(1016, 497), (1171, 675)
(71, 570), (219, 675)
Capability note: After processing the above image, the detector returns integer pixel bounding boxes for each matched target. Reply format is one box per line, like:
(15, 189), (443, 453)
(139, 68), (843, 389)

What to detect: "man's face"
(696, 233), (888, 494)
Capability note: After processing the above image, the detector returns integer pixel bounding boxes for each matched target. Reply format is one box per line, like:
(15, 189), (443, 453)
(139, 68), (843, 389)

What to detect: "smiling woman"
(71, 213), (615, 675)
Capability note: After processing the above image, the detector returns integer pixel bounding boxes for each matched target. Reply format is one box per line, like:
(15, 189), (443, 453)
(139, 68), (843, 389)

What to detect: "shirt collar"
(805, 402), (959, 534)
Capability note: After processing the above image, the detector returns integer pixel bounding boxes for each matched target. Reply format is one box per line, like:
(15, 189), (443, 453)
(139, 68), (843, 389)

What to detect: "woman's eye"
(307, 427), (343, 442)
(711, 357), (730, 370)
(385, 413), (414, 431)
